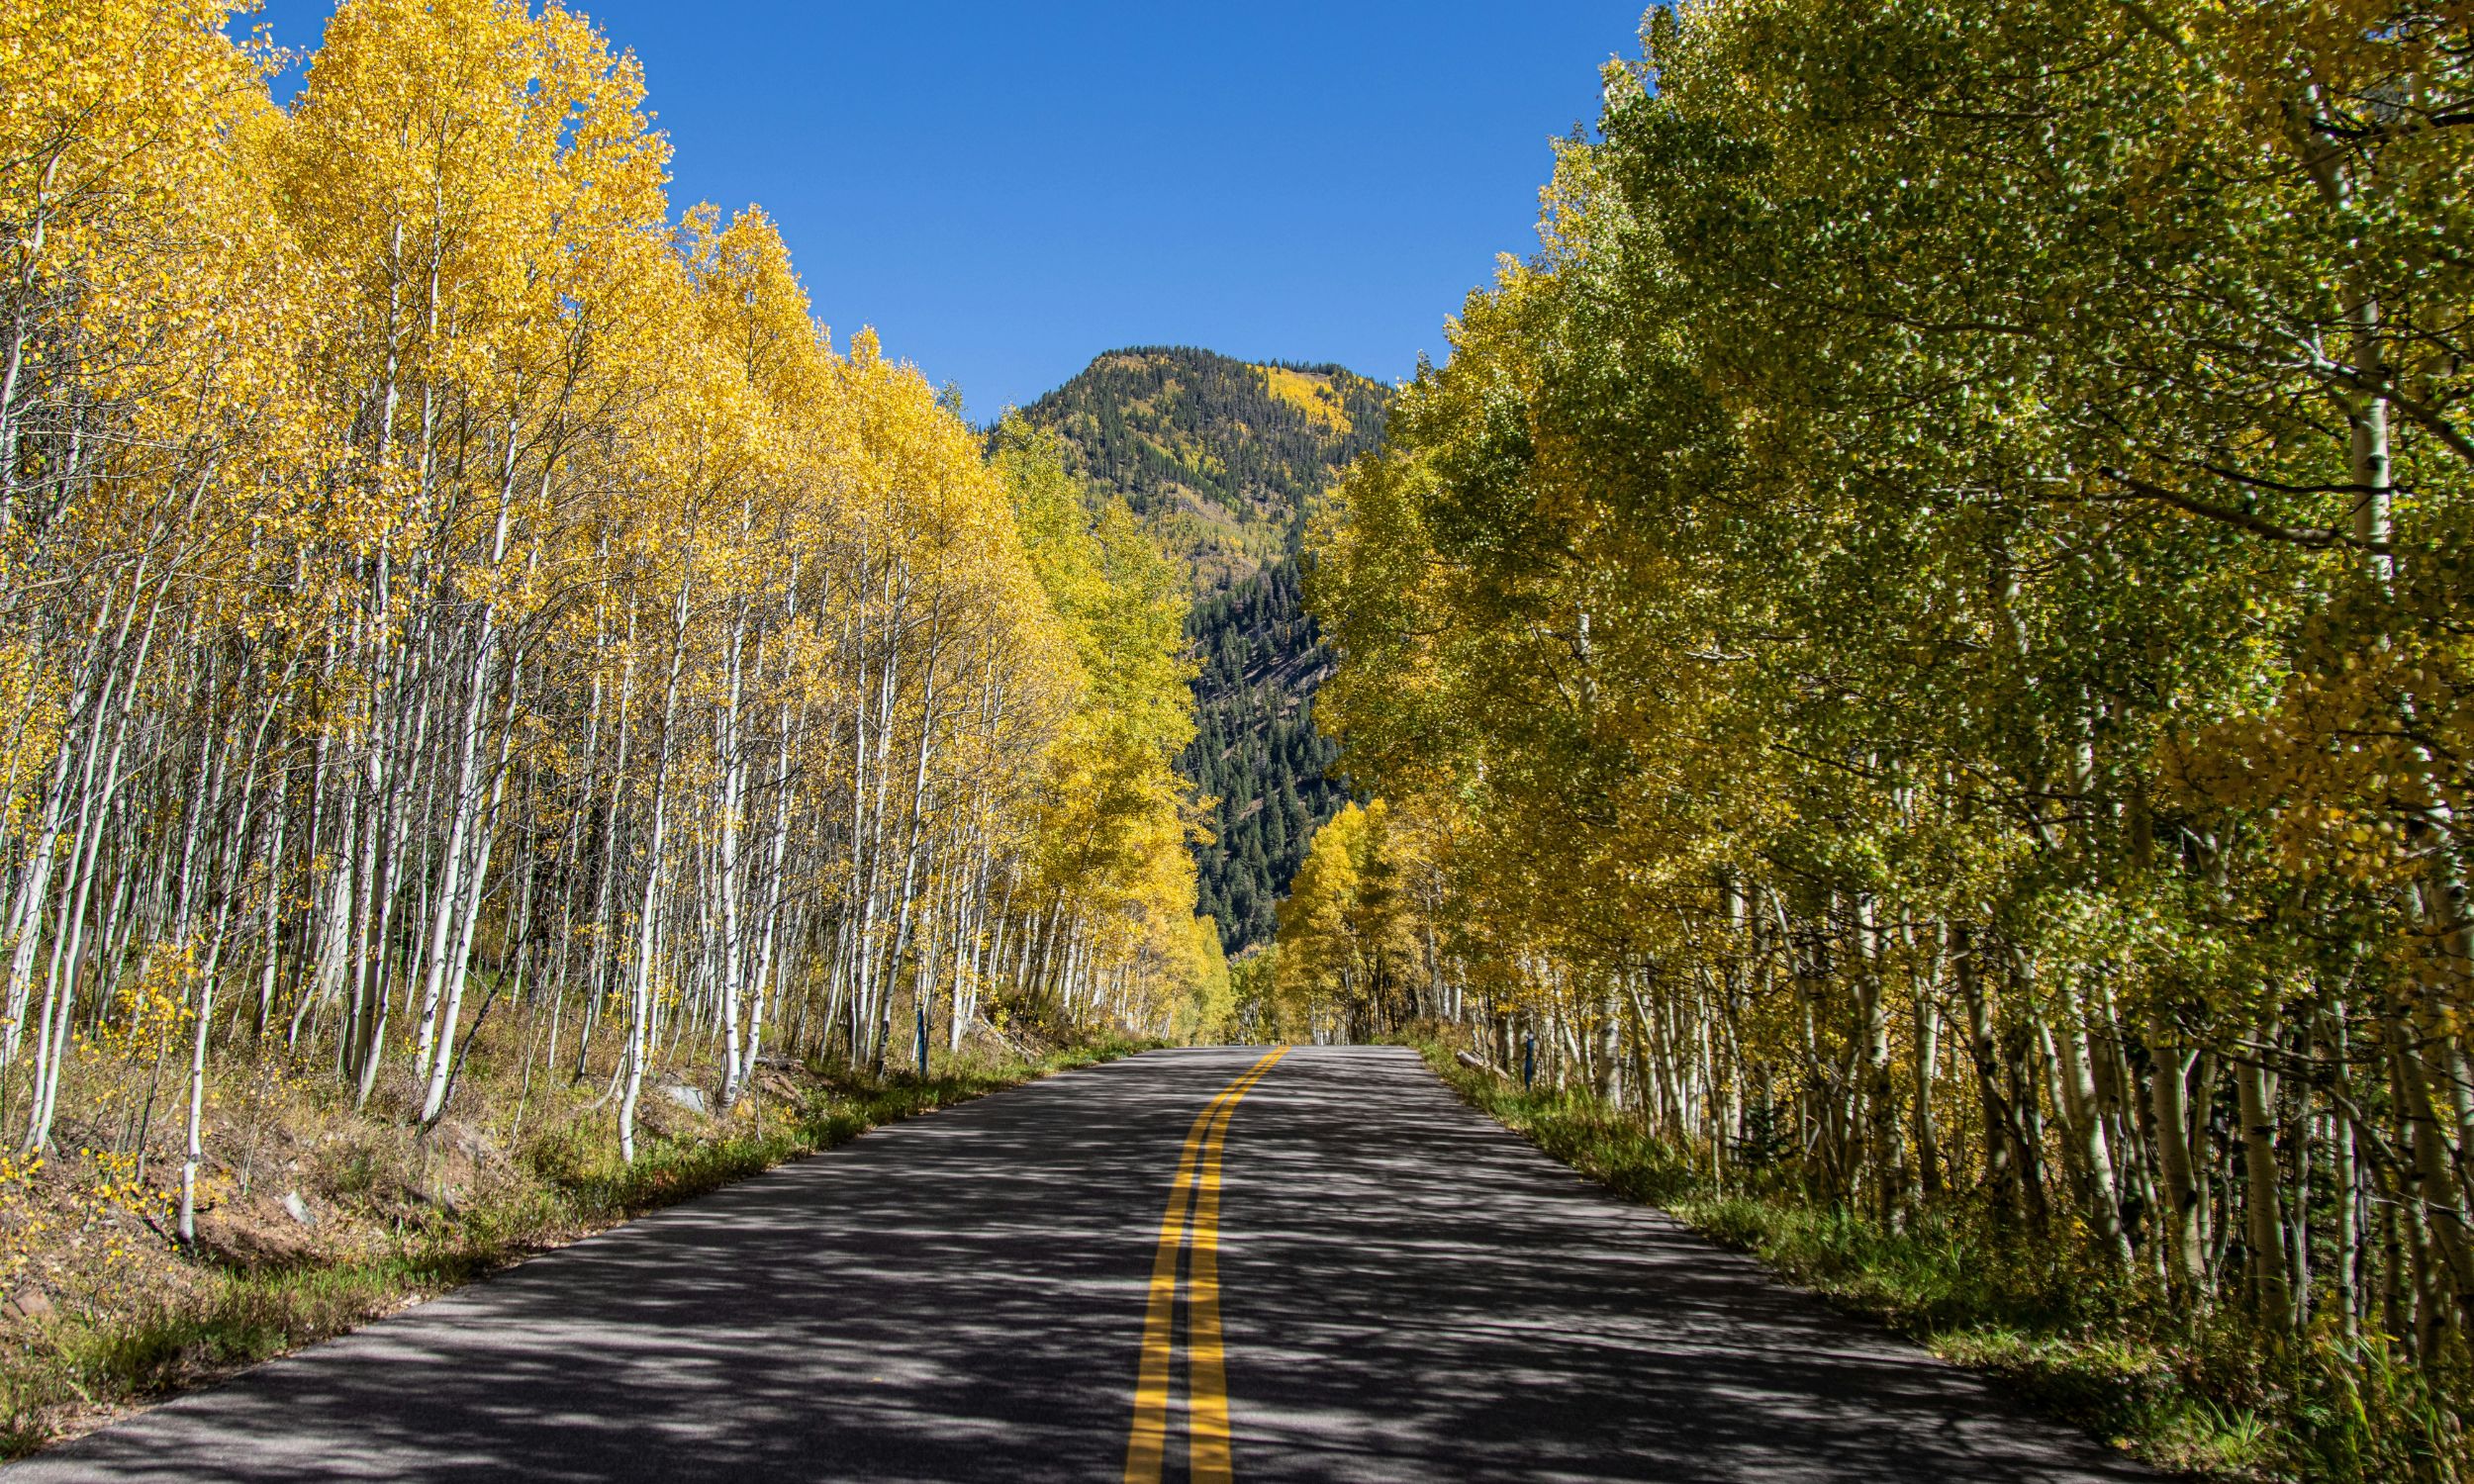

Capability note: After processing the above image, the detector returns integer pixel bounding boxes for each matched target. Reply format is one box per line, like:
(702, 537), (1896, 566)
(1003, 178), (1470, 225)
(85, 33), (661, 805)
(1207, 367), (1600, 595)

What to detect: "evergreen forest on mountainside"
(1020, 346), (1389, 590)
(1020, 347), (1386, 951)
(1179, 564), (1348, 951)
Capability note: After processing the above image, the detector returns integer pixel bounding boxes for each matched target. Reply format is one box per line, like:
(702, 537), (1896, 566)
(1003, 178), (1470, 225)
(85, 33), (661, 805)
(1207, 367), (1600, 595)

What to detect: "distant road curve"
(11, 1045), (2152, 1482)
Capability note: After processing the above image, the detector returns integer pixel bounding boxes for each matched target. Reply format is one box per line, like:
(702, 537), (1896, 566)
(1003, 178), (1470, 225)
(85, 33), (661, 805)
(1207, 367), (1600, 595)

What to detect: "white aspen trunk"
(579, 619), (636, 1077)
(742, 565), (804, 1077)
(2, 574), (134, 1068)
(715, 601), (750, 1105)
(2046, 972), (2131, 1263)
(743, 696), (796, 1080)
(176, 684), (279, 1244)
(854, 576), (906, 1065)
(298, 781), (356, 1049)
(419, 663), (522, 1125)
(952, 824), (993, 1053)
(252, 765), (293, 1038)
(881, 611), (943, 1062)
(1, 683), (87, 1067)
(835, 598), (871, 1061)
(26, 580), (164, 1151)
(621, 577), (693, 1164)
(411, 638), (492, 1086)
(2236, 1052), (2293, 1322)
(2148, 1011), (2209, 1298)
(343, 549), (395, 1090)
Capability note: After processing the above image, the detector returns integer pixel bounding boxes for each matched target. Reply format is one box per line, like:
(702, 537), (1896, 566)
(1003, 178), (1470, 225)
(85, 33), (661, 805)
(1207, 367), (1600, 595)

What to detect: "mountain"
(1018, 347), (1390, 952)
(1019, 346), (1390, 593)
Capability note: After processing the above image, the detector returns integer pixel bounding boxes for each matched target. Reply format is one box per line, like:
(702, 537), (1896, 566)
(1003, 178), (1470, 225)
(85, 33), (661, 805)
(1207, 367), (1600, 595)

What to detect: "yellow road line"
(1123, 1048), (1287, 1484)
(1187, 1074), (1246, 1484)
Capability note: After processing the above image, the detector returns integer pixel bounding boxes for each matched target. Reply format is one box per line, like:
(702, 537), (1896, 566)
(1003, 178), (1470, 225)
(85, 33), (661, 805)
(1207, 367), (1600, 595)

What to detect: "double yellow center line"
(1123, 1047), (1288, 1484)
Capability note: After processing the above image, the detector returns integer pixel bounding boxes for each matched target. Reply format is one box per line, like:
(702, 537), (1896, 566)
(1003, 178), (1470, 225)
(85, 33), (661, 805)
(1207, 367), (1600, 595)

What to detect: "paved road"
(12, 1046), (2153, 1482)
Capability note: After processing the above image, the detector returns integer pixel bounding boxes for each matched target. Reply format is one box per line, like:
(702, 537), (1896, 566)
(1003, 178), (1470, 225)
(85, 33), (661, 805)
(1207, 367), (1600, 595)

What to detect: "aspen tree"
(0, 0), (1215, 1202)
(1297, 0), (2474, 1409)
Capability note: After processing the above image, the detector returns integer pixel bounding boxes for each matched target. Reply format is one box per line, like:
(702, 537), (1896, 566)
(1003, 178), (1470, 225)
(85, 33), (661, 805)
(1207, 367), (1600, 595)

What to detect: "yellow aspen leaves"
(0, 0), (1212, 1179)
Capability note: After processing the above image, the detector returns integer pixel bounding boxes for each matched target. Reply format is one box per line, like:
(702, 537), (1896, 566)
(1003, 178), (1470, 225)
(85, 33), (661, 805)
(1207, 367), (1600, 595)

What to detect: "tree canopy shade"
(1294, 0), (2474, 1473)
(0, 0), (1222, 1214)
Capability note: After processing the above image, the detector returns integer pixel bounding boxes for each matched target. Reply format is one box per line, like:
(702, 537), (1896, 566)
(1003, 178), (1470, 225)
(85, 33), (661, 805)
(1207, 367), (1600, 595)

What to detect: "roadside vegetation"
(1418, 1039), (2459, 1482)
(0, 1007), (1139, 1459)
(1268, 3), (2474, 1481)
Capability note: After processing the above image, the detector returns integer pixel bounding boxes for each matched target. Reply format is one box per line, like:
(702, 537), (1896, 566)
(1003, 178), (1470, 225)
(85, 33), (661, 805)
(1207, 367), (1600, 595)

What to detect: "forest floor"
(0, 1009), (1142, 1460)
(1410, 1038), (2470, 1484)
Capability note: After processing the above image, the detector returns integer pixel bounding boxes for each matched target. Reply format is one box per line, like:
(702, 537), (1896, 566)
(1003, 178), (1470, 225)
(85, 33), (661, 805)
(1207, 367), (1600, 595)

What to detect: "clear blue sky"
(241, 2), (1650, 419)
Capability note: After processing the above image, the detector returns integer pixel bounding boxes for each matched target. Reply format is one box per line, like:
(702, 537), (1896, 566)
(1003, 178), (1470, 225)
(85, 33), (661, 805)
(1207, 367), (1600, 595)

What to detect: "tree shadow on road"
(13, 1047), (2158, 1483)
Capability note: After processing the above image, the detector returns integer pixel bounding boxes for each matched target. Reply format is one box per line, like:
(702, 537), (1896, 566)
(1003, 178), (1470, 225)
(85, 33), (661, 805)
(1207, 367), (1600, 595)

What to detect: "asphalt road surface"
(11, 1045), (2155, 1482)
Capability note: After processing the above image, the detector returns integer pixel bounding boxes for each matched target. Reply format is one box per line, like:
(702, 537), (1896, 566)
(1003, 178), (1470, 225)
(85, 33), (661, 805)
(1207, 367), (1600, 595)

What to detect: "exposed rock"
(6, 1285), (54, 1322)
(440, 1120), (500, 1166)
(663, 1083), (708, 1116)
(281, 1191), (316, 1227)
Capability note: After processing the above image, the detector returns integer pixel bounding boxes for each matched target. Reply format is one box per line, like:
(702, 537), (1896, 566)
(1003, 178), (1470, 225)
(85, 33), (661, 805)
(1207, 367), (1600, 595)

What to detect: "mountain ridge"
(1018, 346), (1388, 951)
(1018, 344), (1390, 594)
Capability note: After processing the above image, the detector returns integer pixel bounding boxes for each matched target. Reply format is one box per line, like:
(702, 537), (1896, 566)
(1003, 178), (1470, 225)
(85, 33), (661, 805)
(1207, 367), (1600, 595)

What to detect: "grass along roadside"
(1, 1030), (1145, 1461)
(1411, 1039), (2469, 1484)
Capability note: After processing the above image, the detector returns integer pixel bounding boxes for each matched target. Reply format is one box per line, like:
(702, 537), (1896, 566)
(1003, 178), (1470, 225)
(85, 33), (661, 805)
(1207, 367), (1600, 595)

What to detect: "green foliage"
(1274, 801), (1427, 1040)
(1227, 945), (1281, 1042)
(996, 415), (1196, 761)
(1174, 922), (1236, 1044)
(1305, 4), (2474, 1473)
(987, 415), (1218, 1026)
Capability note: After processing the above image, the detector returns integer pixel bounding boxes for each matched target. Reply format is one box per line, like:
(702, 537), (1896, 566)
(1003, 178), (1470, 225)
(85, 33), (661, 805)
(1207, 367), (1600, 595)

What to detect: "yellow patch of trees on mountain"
(1258, 366), (1352, 436)
(0, 0), (1214, 1211)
